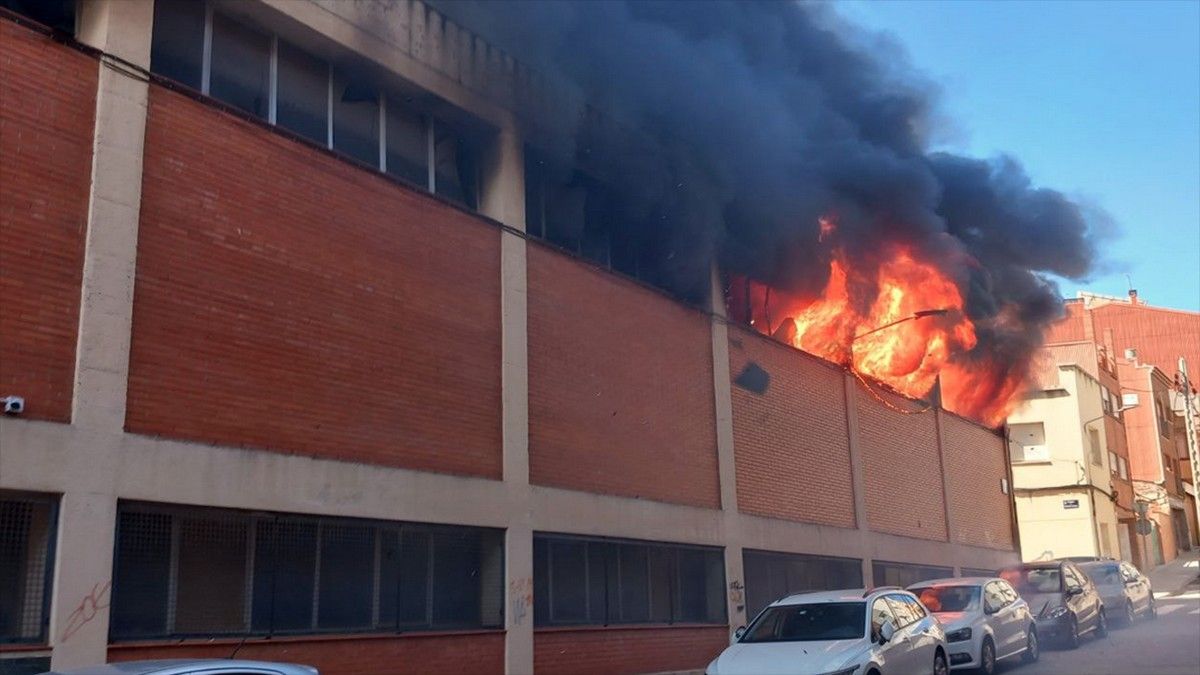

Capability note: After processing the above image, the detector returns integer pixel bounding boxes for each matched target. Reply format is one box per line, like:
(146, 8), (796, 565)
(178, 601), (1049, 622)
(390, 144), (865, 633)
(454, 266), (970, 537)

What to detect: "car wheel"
(1125, 600), (1136, 625)
(934, 649), (949, 675)
(1023, 628), (1040, 664)
(1064, 614), (1081, 649)
(1095, 608), (1109, 638)
(977, 637), (996, 675)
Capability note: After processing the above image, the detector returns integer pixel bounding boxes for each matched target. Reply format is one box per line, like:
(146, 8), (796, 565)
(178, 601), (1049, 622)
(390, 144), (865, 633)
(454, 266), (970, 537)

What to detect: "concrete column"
(844, 374), (875, 584)
(479, 118), (534, 674)
(48, 492), (118, 670)
(72, 0), (154, 432)
(724, 544), (748, 632)
(934, 408), (955, 545)
(709, 266), (739, 514)
(709, 267), (747, 633)
(504, 524), (534, 674)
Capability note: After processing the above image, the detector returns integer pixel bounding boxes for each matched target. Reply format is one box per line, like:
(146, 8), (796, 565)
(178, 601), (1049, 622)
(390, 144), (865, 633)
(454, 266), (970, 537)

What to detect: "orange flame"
(730, 220), (1028, 426)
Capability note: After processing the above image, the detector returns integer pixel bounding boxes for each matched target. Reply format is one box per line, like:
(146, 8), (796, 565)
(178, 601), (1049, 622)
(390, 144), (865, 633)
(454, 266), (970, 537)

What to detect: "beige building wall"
(1009, 362), (1128, 562)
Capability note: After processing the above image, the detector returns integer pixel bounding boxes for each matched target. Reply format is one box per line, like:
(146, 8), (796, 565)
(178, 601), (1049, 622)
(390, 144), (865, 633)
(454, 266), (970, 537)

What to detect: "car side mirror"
(984, 603), (999, 615)
(733, 626), (746, 643)
(1066, 586), (1083, 597)
(879, 621), (896, 644)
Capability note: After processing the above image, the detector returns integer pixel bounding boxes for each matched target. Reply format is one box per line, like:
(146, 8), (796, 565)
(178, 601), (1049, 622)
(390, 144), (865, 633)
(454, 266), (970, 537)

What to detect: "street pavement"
(1001, 550), (1200, 675)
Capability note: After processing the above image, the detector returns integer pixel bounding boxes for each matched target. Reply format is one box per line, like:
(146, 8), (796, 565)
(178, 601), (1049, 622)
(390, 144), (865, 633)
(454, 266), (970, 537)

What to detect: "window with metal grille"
(532, 534), (725, 627)
(110, 502), (503, 640)
(0, 491), (57, 644)
(961, 567), (997, 578)
(872, 561), (954, 588)
(742, 549), (863, 619)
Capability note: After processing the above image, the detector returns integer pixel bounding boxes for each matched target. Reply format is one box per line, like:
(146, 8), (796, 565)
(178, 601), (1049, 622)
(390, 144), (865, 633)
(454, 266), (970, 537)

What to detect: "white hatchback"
(908, 577), (1039, 675)
(706, 587), (948, 675)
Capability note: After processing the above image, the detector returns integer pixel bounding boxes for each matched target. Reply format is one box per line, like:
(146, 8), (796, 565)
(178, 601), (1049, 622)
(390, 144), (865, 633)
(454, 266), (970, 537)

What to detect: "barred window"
(961, 567), (997, 578)
(742, 549), (863, 619)
(110, 502), (503, 640)
(533, 534), (725, 627)
(0, 491), (56, 644)
(872, 560), (954, 588)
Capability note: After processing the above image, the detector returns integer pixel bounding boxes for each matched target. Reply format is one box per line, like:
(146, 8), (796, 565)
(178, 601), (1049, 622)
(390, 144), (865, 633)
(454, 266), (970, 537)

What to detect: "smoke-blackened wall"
(434, 0), (1106, 389)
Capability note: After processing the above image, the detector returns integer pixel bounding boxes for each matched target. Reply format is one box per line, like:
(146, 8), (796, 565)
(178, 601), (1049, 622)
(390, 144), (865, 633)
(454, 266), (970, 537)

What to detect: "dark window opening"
(0, 492), (56, 645)
(1, 0), (75, 33)
(149, 0), (204, 90)
(872, 561), (954, 589)
(209, 12), (270, 119)
(277, 40), (329, 145)
(334, 76), (380, 167)
(110, 503), (503, 640)
(533, 534), (725, 627)
(434, 122), (480, 209)
(385, 100), (428, 187)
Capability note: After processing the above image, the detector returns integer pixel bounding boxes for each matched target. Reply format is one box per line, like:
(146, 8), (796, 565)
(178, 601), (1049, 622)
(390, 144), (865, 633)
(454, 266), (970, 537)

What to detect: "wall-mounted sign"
(1063, 499), (1080, 509)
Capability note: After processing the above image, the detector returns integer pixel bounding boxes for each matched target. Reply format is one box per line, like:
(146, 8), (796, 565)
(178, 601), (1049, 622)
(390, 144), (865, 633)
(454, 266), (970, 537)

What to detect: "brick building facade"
(0, 3), (1018, 673)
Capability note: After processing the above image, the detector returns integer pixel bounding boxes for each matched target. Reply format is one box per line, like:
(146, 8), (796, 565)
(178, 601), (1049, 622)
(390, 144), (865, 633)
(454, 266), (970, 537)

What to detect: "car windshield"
(910, 585), (981, 613)
(1000, 567), (1061, 594)
(741, 602), (866, 643)
(1081, 563), (1122, 585)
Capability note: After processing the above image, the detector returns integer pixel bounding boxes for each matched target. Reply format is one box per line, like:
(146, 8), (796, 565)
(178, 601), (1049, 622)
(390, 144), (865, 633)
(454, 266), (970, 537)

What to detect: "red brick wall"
(728, 328), (855, 527)
(939, 413), (1014, 550)
(0, 19), (95, 422)
(527, 245), (719, 507)
(534, 626), (727, 675)
(855, 382), (948, 541)
(108, 632), (503, 675)
(127, 86), (501, 478)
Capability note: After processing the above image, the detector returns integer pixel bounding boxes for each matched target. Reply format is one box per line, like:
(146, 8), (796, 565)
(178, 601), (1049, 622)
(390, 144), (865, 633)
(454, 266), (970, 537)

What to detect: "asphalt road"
(999, 586), (1200, 675)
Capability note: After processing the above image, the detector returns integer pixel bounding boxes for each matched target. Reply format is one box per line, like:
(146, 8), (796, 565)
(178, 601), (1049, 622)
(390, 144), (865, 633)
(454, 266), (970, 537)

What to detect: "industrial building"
(0, 2), (1018, 673)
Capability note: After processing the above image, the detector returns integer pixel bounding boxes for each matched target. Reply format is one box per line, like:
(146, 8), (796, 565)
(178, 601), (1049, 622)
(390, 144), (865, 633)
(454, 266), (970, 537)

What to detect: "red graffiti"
(61, 581), (111, 643)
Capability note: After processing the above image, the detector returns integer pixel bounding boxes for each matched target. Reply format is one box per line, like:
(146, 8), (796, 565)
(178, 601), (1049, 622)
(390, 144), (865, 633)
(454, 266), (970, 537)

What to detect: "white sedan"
(706, 587), (948, 675)
(908, 577), (1039, 675)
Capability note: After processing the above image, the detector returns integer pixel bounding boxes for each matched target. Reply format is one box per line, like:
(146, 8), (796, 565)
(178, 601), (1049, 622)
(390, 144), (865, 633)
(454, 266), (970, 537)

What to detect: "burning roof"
(436, 0), (1109, 425)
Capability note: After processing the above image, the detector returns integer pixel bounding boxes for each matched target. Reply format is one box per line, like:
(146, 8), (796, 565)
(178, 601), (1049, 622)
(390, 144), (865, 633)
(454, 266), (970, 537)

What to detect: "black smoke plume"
(435, 0), (1107, 372)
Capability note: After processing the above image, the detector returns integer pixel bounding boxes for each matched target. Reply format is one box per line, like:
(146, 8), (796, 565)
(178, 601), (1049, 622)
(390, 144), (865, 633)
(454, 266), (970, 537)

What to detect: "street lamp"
(851, 308), (951, 341)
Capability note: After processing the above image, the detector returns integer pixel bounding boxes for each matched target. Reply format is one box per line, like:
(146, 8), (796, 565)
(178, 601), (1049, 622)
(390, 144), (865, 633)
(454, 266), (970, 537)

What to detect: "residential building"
(0, 2), (1018, 674)
(1048, 289), (1200, 549)
(1118, 359), (1194, 567)
(1007, 343), (1134, 563)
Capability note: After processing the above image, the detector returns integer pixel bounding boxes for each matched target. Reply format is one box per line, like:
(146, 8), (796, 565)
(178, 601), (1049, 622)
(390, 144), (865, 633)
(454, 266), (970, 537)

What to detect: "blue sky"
(840, 0), (1200, 311)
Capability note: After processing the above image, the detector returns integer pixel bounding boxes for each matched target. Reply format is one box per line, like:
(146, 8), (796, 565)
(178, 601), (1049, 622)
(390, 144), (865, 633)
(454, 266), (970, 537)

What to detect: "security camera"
(3, 396), (24, 415)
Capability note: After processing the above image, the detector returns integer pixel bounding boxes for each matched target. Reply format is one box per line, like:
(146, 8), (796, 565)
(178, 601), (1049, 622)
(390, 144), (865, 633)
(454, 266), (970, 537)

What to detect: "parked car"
(1077, 559), (1157, 624)
(705, 587), (948, 675)
(41, 660), (319, 675)
(998, 560), (1107, 649)
(908, 577), (1039, 674)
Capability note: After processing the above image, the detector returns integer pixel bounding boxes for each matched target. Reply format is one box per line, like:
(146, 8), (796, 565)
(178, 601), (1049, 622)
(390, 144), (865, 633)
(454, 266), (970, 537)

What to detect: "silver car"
(1077, 560), (1157, 625)
(42, 659), (319, 675)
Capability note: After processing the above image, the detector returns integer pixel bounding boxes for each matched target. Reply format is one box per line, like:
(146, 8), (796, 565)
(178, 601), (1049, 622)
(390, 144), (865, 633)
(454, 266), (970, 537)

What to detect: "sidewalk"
(1148, 547), (1200, 596)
